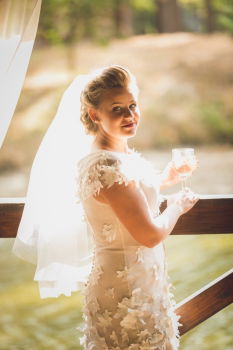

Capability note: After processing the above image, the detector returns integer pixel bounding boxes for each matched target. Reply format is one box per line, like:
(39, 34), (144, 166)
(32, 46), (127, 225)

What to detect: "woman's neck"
(92, 135), (130, 154)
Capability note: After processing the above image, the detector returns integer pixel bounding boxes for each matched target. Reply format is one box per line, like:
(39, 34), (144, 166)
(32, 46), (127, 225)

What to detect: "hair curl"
(80, 65), (139, 135)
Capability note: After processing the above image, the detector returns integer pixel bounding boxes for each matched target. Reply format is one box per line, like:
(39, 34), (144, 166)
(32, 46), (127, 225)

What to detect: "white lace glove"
(166, 188), (199, 215)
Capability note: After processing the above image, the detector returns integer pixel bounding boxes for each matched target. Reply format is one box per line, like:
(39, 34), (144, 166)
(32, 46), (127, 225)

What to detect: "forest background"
(0, 1), (233, 350)
(1, 0), (233, 173)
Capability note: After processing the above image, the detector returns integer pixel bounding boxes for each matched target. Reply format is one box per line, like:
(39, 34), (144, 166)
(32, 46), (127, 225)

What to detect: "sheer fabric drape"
(0, 0), (42, 148)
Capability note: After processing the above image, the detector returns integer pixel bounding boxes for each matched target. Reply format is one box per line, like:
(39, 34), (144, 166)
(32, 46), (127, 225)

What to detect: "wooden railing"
(0, 195), (233, 336)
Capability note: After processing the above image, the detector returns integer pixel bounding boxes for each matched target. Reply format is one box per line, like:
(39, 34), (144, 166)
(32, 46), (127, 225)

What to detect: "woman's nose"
(124, 108), (134, 118)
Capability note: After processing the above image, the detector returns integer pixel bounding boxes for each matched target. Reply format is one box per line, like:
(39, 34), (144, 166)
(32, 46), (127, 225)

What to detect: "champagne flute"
(172, 148), (196, 192)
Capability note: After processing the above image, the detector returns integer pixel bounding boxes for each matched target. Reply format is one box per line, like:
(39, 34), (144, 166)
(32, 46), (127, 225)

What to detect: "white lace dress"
(76, 149), (181, 350)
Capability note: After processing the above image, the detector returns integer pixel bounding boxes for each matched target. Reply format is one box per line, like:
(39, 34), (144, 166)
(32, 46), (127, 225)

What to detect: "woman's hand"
(160, 158), (198, 189)
(166, 188), (199, 215)
(160, 161), (180, 189)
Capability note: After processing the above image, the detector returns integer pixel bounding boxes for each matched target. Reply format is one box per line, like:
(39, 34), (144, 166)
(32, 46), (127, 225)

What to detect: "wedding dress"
(76, 148), (181, 350)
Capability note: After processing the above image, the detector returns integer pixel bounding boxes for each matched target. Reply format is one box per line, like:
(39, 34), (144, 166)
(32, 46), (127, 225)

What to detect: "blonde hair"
(80, 65), (139, 135)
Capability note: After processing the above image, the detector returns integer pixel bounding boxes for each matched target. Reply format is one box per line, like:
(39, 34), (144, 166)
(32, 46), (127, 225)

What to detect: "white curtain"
(0, 0), (42, 148)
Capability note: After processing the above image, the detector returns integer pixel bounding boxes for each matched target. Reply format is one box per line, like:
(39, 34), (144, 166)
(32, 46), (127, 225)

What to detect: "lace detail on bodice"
(76, 150), (160, 203)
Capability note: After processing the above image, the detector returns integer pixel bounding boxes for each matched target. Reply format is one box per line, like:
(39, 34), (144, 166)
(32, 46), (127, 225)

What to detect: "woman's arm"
(94, 182), (199, 248)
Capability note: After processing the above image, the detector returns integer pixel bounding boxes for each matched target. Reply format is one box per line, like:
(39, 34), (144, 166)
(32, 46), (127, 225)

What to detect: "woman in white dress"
(75, 65), (199, 350)
(13, 64), (198, 350)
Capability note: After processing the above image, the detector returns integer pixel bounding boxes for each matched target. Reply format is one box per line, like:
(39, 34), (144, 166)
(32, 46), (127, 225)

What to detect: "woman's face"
(90, 87), (140, 139)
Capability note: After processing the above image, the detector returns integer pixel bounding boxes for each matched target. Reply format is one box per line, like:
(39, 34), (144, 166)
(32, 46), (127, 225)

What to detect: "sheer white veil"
(12, 74), (95, 298)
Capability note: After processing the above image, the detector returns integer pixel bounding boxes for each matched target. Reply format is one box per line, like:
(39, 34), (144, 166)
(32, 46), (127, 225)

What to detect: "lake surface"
(0, 147), (232, 349)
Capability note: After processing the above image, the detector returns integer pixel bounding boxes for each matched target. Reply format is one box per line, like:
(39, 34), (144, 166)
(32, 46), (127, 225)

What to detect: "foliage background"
(0, 1), (233, 350)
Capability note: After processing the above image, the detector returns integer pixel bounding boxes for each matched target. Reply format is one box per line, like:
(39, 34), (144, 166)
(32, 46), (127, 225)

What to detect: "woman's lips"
(122, 122), (135, 128)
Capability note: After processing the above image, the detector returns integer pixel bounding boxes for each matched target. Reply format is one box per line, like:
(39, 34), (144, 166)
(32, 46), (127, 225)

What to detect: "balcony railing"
(0, 195), (233, 336)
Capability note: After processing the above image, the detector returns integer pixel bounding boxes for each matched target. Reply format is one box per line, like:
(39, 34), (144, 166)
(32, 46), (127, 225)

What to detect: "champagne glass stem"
(181, 180), (184, 192)
(181, 177), (187, 192)
(187, 176), (191, 189)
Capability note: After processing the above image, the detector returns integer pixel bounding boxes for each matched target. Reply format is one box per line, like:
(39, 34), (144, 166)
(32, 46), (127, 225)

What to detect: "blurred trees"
(180, 0), (233, 33)
(156, 0), (182, 33)
(204, 0), (216, 32)
(114, 0), (134, 37)
(37, 0), (233, 45)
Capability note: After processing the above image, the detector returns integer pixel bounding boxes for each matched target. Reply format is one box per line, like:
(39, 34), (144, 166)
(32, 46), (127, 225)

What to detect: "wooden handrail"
(176, 269), (233, 335)
(0, 195), (233, 238)
(167, 194), (233, 235)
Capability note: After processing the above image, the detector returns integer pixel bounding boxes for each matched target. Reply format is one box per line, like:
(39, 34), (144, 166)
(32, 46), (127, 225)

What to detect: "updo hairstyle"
(80, 65), (139, 135)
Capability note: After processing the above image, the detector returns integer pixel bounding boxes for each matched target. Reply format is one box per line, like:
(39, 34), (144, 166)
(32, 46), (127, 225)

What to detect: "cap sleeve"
(76, 151), (137, 201)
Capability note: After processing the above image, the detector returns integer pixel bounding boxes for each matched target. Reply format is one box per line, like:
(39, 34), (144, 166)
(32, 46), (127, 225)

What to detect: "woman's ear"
(88, 107), (99, 123)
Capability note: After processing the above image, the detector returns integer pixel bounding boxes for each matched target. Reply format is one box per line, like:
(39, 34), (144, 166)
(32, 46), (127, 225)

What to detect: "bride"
(13, 65), (199, 350)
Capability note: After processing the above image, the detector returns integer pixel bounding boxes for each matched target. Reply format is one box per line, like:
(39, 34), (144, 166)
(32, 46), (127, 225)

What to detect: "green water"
(0, 235), (232, 350)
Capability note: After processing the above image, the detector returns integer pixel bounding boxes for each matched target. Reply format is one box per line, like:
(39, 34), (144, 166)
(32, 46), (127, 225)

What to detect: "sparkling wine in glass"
(172, 148), (196, 191)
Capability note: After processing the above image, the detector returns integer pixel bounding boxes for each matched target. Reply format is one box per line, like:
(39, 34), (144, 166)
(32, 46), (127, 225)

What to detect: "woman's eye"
(112, 104), (136, 113)
(130, 103), (136, 109)
(113, 106), (122, 112)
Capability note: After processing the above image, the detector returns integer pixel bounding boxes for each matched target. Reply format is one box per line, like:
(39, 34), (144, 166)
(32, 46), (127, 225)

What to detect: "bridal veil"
(12, 74), (96, 298)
